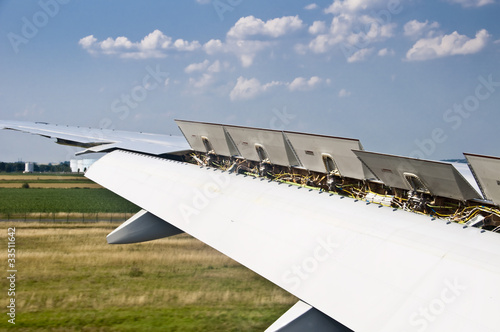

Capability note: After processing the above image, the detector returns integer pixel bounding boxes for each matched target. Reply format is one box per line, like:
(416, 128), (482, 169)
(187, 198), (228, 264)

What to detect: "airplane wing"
(0, 120), (190, 156)
(2, 119), (500, 332)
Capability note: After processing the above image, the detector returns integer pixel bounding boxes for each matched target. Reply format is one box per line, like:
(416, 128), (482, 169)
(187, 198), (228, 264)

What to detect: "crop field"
(0, 188), (139, 216)
(0, 222), (296, 331)
(0, 173), (99, 188)
(0, 173), (139, 219)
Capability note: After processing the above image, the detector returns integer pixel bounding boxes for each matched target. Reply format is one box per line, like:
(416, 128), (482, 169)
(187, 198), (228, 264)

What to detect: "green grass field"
(0, 188), (139, 215)
(0, 222), (296, 331)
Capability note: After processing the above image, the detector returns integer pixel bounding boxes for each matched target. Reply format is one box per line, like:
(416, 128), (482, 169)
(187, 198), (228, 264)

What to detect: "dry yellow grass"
(0, 222), (296, 330)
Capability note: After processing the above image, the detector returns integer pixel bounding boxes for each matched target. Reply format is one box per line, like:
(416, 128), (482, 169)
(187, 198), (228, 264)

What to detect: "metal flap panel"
(464, 153), (500, 205)
(107, 209), (183, 244)
(284, 131), (370, 180)
(175, 120), (232, 156)
(224, 126), (291, 165)
(354, 151), (481, 201)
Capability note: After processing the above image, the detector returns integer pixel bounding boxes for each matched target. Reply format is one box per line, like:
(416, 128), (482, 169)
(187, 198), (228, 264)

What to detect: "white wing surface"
(86, 150), (500, 332)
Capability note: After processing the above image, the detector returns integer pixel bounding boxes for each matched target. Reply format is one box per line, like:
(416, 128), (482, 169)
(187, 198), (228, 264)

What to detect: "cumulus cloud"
(325, 0), (389, 14)
(406, 29), (490, 61)
(229, 75), (325, 100)
(78, 30), (200, 59)
(305, 3), (319, 10)
(377, 48), (394, 56)
(203, 39), (270, 67)
(303, 1), (397, 60)
(347, 47), (374, 62)
(338, 88), (351, 97)
(227, 15), (304, 39)
(404, 20), (440, 38)
(309, 21), (327, 34)
(445, 0), (494, 7)
(189, 74), (214, 89)
(185, 60), (225, 91)
(230, 77), (282, 100)
(204, 15), (304, 67)
(288, 76), (322, 91)
(185, 60), (210, 73)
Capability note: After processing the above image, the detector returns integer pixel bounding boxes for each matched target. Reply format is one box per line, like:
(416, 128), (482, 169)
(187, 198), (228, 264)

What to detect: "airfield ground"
(0, 173), (296, 331)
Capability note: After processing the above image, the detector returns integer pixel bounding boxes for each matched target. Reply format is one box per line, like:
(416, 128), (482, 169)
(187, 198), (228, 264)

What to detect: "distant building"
(24, 162), (34, 173)
(70, 159), (97, 173)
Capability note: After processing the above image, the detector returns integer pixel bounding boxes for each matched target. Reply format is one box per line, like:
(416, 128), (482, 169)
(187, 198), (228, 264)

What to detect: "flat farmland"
(0, 222), (295, 331)
(0, 173), (99, 189)
(0, 173), (138, 219)
(0, 188), (138, 216)
(0, 173), (297, 330)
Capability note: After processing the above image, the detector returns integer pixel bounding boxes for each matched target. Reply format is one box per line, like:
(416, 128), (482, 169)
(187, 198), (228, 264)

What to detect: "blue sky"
(0, 0), (499, 163)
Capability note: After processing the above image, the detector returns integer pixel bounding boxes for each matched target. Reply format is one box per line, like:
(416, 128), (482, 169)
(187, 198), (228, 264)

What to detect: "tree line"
(0, 162), (71, 173)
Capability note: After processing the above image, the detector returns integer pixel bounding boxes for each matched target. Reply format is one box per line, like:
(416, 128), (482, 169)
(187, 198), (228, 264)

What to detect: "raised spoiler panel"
(284, 131), (373, 180)
(176, 119), (300, 166)
(175, 119), (372, 179)
(86, 150), (500, 332)
(465, 153), (500, 205)
(175, 120), (237, 157)
(353, 150), (481, 201)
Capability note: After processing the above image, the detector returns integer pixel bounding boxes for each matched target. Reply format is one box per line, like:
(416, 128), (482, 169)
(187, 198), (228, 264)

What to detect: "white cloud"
(406, 29), (490, 61)
(185, 60), (210, 73)
(305, 3), (319, 10)
(196, 0), (211, 3)
(229, 75), (324, 100)
(230, 76), (282, 101)
(207, 60), (221, 73)
(79, 35), (97, 49)
(338, 88), (351, 97)
(347, 47), (374, 62)
(305, 7), (396, 58)
(309, 21), (327, 35)
(203, 39), (224, 54)
(203, 38), (270, 67)
(78, 30), (200, 59)
(185, 60), (225, 91)
(288, 76), (322, 91)
(445, 0), (494, 7)
(173, 39), (201, 51)
(189, 73), (214, 89)
(378, 48), (394, 56)
(325, 0), (388, 14)
(404, 20), (439, 38)
(227, 15), (304, 39)
(203, 15), (304, 67)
